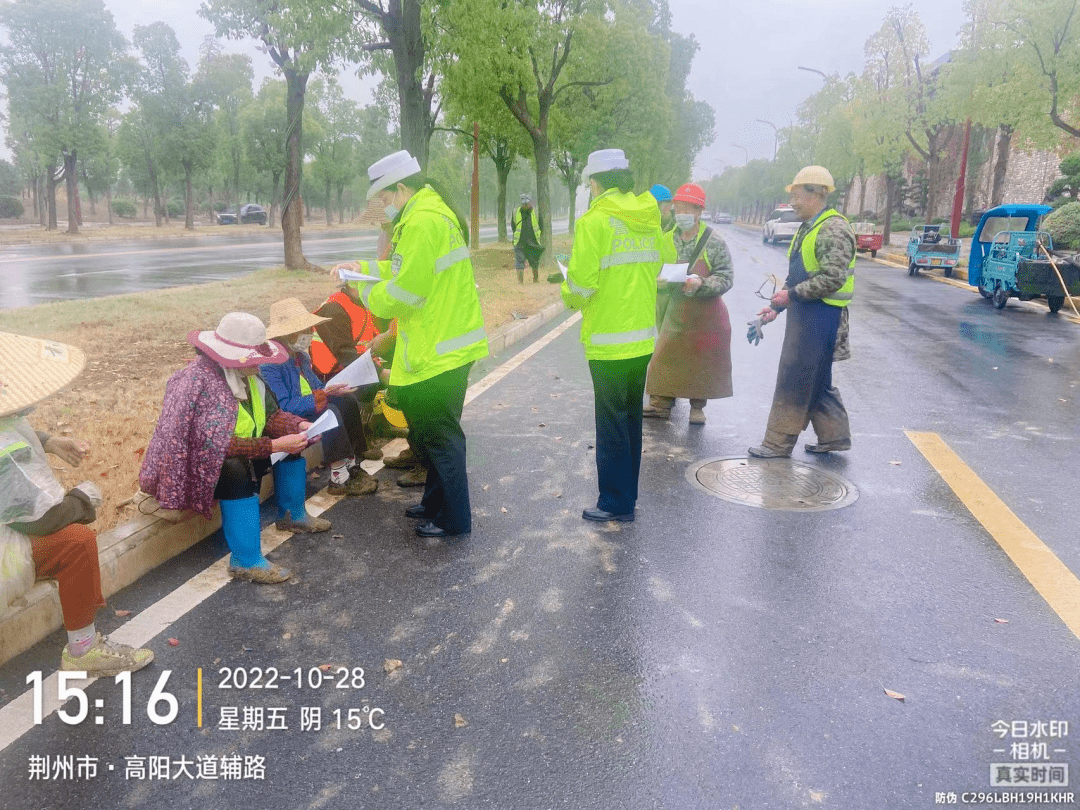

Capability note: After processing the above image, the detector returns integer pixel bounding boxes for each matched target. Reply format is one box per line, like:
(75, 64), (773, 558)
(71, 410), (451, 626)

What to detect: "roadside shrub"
(166, 200), (184, 218)
(1043, 201), (1080, 251)
(892, 218), (913, 232)
(0, 195), (24, 218)
(111, 199), (137, 218)
(958, 223), (976, 239)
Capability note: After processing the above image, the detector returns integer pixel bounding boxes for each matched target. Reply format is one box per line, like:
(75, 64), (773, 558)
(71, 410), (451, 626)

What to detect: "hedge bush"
(111, 199), (137, 218)
(166, 200), (183, 218)
(0, 195), (24, 218)
(1043, 201), (1080, 251)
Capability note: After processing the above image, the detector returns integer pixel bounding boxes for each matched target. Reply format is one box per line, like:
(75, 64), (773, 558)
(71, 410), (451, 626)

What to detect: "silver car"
(762, 207), (801, 244)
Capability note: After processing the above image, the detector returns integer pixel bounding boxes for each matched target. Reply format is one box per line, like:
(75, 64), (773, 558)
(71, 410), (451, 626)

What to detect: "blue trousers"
(588, 354), (651, 515)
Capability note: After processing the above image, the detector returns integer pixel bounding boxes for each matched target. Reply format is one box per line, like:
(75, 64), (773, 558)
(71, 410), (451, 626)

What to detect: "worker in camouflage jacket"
(749, 166), (854, 458)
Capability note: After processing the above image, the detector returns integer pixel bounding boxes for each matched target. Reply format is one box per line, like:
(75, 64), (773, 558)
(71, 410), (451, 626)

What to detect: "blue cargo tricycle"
(906, 224), (961, 277)
(969, 204), (1080, 313)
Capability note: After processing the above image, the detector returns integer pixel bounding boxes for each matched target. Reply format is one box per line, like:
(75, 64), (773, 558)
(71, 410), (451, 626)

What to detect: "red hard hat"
(673, 183), (706, 207)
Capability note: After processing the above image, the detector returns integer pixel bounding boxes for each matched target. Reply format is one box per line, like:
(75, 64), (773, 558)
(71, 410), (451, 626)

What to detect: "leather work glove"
(746, 318), (765, 346)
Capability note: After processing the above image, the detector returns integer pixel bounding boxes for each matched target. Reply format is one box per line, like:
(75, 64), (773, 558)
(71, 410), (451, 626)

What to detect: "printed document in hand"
(557, 259), (568, 280)
(271, 410), (339, 464)
(325, 350), (379, 389)
(337, 268), (383, 284)
(658, 263), (690, 283)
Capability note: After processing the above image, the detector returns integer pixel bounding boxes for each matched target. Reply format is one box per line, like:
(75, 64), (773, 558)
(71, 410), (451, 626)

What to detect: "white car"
(762, 206), (801, 244)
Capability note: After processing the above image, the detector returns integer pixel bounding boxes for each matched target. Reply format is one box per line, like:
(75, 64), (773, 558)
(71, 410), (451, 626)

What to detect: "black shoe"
(582, 508), (634, 523)
(415, 521), (469, 539)
(405, 504), (427, 519)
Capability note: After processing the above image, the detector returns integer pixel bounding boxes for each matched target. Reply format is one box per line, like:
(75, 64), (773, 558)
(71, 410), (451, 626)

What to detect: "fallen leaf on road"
(889, 460), (902, 466)
(454, 713), (467, 728)
(384, 659), (403, 674)
(332, 533), (344, 539)
(992, 366), (998, 370)
(319, 664), (334, 672)
(167, 638), (179, 647)
(554, 436), (562, 441)
(1060, 399), (1068, 403)
(114, 609), (131, 617)
(282, 632), (292, 639)
(500, 658), (509, 663)
(538, 423), (546, 427)
(994, 618), (1009, 624)
(482, 484), (490, 490)
(883, 688), (905, 702)
(500, 507), (508, 513)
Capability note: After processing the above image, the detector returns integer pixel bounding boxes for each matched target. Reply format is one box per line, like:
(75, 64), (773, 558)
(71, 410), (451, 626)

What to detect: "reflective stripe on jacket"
(561, 188), (662, 360)
(357, 186), (488, 386)
(787, 209), (855, 307)
(234, 377), (268, 438)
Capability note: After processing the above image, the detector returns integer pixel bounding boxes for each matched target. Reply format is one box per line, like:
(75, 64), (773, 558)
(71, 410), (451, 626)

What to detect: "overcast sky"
(1, 0), (970, 178)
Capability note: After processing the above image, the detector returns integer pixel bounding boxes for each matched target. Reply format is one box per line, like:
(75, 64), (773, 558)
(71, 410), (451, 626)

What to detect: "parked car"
(700, 211), (712, 221)
(762, 205), (801, 244)
(217, 203), (268, 225)
(714, 212), (733, 224)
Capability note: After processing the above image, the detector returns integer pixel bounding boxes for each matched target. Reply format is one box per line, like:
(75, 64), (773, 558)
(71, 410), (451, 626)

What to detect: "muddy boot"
(273, 457), (331, 533)
(328, 468), (378, 496)
(642, 395), (673, 419)
(396, 465), (428, 488)
(383, 446), (418, 468)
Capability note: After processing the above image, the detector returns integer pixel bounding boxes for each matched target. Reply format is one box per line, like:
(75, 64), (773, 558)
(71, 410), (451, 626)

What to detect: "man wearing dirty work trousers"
(562, 148), (662, 523)
(748, 165), (854, 459)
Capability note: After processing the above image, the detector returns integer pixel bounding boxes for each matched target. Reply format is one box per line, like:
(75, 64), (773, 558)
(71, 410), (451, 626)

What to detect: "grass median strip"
(906, 430), (1080, 642)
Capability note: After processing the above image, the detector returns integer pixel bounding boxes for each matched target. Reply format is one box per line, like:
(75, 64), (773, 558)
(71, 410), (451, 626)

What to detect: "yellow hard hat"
(374, 390), (408, 430)
(786, 166), (835, 193)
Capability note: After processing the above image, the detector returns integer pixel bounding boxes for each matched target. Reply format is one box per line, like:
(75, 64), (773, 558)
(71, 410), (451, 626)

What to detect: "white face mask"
(291, 334), (312, 352)
(675, 213), (698, 232)
(383, 203), (398, 220)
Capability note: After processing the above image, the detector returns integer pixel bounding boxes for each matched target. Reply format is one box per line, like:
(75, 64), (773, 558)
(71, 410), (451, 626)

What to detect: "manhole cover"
(685, 456), (859, 511)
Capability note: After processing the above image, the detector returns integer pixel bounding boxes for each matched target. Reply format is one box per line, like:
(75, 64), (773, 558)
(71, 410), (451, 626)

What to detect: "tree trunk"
(495, 158), (511, 242)
(150, 165), (163, 227)
(392, 0), (432, 168)
(857, 172), (867, 217)
(567, 181), (579, 234)
(64, 152), (79, 234)
(270, 172), (281, 229)
(991, 124), (1012, 207)
(282, 67), (316, 271)
(337, 184), (345, 224)
(325, 175), (333, 225)
(105, 186), (114, 226)
(883, 175), (895, 246)
(46, 167), (58, 231)
(183, 163), (195, 230)
(532, 135), (553, 258)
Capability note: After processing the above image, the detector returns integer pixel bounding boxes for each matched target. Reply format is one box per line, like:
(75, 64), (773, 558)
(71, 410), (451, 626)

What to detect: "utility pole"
(471, 122), (480, 249)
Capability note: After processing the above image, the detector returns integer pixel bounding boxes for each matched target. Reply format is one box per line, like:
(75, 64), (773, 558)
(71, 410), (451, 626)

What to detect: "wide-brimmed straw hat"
(264, 298), (330, 340)
(187, 312), (289, 368)
(0, 332), (86, 418)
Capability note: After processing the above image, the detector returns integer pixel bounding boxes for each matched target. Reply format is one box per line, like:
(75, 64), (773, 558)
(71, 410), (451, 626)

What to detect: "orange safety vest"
(310, 291), (381, 376)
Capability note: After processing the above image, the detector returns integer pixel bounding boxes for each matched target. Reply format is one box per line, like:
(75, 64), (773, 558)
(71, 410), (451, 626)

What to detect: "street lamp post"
(756, 119), (778, 161)
(797, 65), (828, 80)
(731, 143), (748, 165)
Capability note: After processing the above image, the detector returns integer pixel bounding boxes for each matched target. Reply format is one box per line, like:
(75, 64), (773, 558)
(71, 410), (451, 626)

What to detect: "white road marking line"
(464, 311), (582, 406)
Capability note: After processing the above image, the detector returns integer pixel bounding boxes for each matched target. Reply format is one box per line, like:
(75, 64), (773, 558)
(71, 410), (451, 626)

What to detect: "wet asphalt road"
(2, 223), (1079, 809)
(0, 223), (504, 310)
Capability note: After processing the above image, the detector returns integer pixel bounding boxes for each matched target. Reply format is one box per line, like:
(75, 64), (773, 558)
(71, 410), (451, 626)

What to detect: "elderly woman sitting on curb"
(260, 298), (379, 497)
(139, 313), (329, 585)
(1, 331), (154, 675)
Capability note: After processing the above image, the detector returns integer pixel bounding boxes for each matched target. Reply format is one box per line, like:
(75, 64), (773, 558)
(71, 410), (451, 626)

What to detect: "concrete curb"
(0, 302), (567, 666)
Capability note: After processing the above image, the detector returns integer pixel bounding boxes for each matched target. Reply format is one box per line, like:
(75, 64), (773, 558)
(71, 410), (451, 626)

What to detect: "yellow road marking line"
(906, 430), (1080, 640)
(197, 668), (203, 728)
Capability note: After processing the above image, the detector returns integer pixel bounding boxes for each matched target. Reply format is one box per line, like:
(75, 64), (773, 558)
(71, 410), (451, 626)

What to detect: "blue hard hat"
(649, 184), (672, 202)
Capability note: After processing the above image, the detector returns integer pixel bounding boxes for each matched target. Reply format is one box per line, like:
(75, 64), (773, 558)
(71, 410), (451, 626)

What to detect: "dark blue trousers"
(395, 363), (473, 534)
(588, 354), (651, 515)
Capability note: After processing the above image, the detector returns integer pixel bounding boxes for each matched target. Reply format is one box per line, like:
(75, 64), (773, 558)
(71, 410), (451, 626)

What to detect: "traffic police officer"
(563, 148), (663, 522)
(356, 150), (489, 539)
